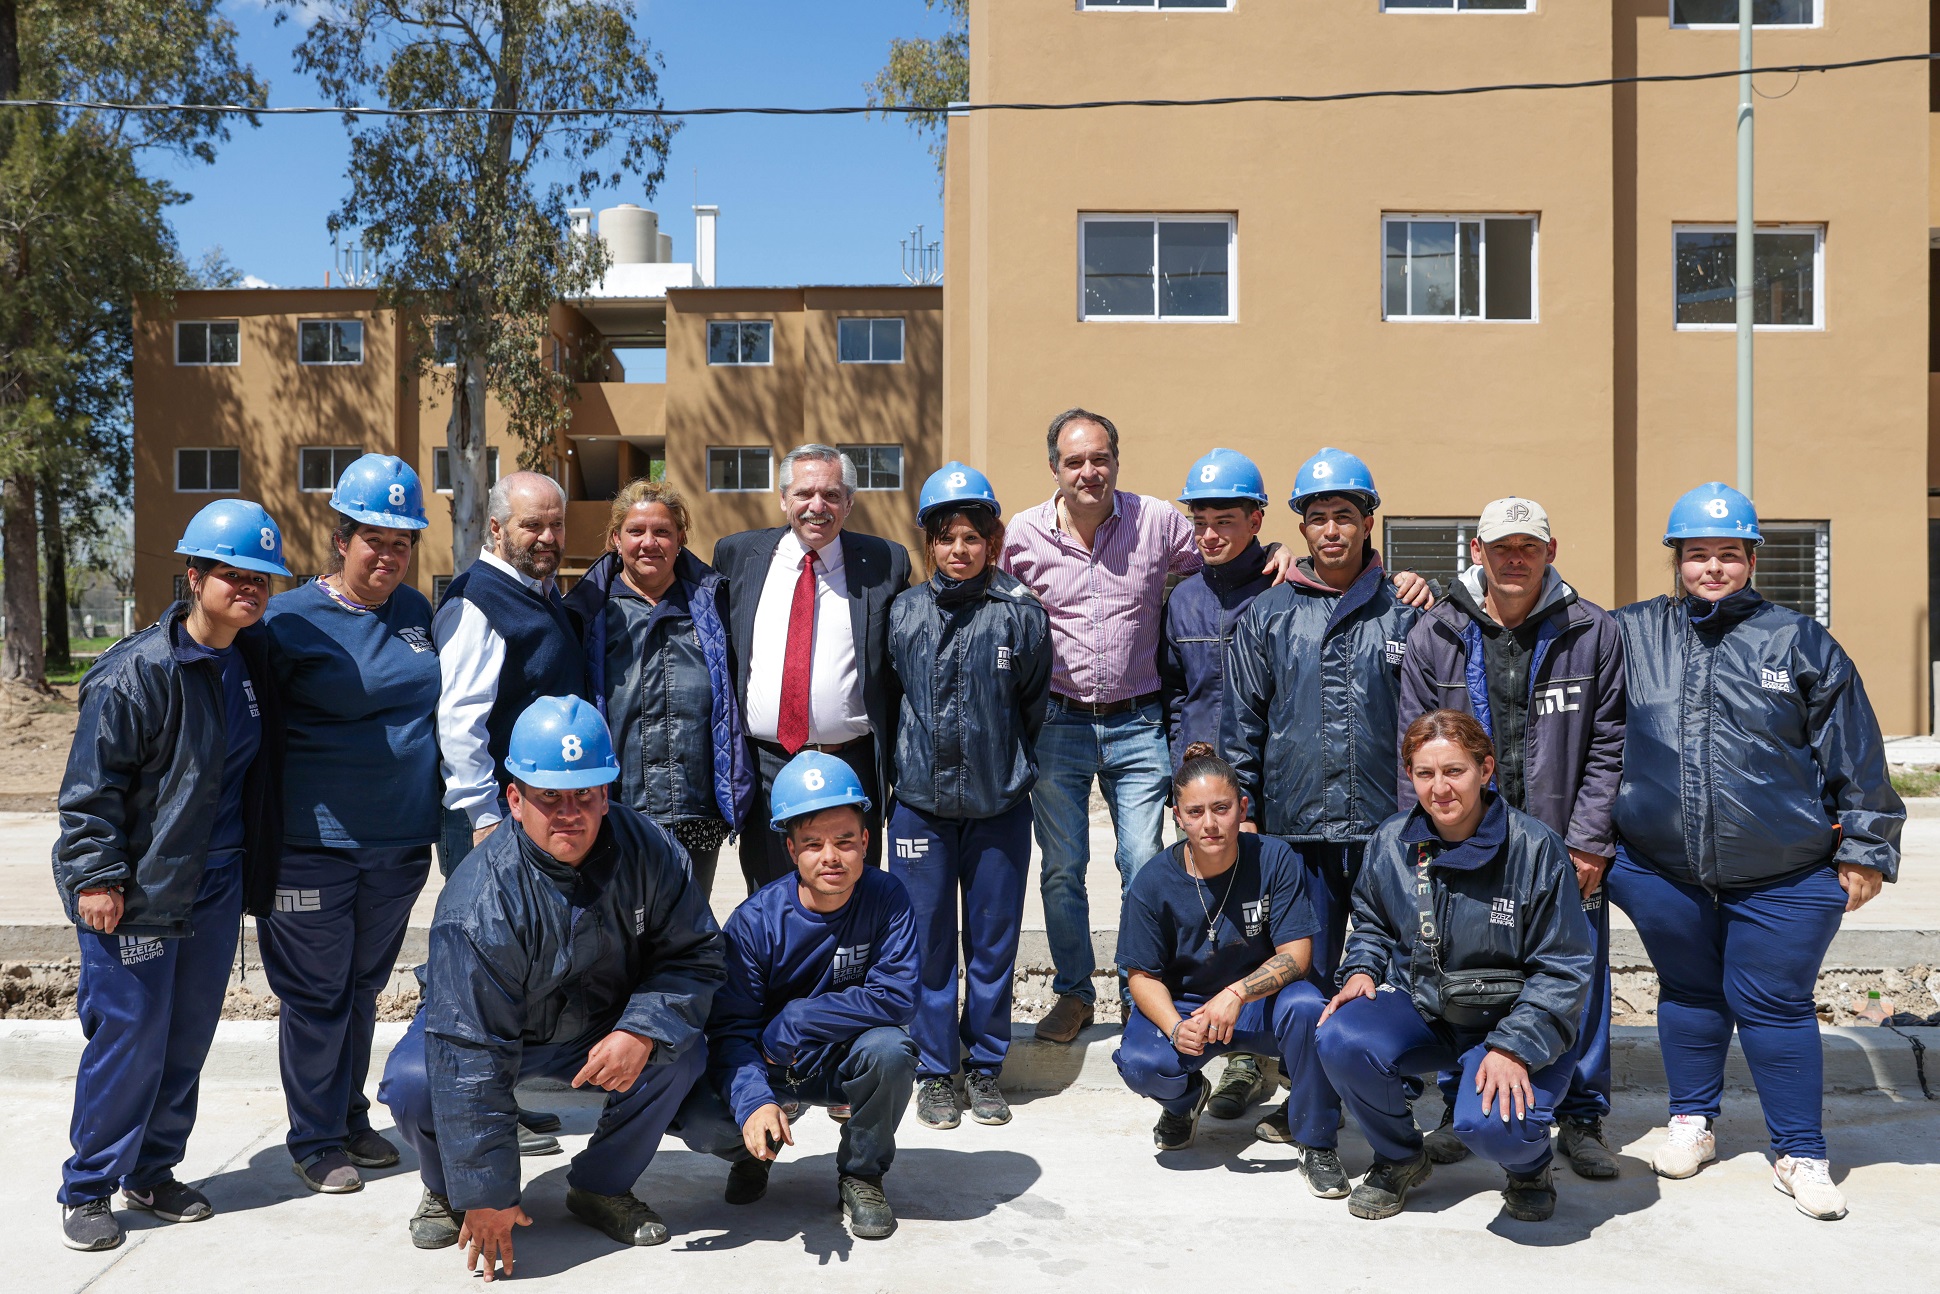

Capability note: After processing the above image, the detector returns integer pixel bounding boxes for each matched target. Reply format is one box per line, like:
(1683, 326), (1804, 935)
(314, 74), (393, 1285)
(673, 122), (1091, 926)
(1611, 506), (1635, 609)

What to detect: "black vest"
(440, 560), (587, 788)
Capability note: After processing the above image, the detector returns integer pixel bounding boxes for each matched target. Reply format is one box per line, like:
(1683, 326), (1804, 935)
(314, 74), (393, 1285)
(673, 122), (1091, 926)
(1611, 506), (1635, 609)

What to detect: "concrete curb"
(4, 1018), (1933, 1101)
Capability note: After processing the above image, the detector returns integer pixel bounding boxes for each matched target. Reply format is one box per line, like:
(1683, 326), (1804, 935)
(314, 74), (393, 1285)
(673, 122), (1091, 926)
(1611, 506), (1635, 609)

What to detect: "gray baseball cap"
(1476, 497), (1551, 544)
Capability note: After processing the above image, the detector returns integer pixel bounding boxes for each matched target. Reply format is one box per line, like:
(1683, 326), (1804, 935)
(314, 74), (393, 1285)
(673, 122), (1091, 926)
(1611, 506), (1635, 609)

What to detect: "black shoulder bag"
(1414, 843), (1527, 1031)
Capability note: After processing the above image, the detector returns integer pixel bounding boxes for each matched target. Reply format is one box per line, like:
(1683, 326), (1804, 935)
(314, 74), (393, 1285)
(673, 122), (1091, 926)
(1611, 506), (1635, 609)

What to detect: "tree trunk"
(448, 352), (491, 572)
(0, 0), (19, 100)
(1, 473), (45, 687)
(40, 469), (68, 668)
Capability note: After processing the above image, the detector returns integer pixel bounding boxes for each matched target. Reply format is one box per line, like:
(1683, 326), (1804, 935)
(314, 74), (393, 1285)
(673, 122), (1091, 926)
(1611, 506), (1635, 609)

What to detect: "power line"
(0, 51), (1933, 121)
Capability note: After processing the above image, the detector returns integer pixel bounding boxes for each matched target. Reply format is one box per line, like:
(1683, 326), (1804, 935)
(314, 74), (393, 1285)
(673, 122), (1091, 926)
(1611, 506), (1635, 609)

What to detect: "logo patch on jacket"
(995, 646), (1012, 672)
(242, 679), (261, 719)
(1760, 667), (1794, 694)
(895, 837), (929, 860)
(1536, 685), (1582, 716)
(1240, 898), (1267, 937)
(832, 943), (872, 984)
(1489, 898), (1517, 927)
(398, 626), (434, 654)
(1384, 640), (1407, 665)
(118, 935), (164, 966)
(274, 888), (321, 913)
(634, 907), (646, 936)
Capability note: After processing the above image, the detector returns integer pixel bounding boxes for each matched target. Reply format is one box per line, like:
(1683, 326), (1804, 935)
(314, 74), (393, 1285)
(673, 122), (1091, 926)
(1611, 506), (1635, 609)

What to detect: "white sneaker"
(1651, 1115), (1717, 1179)
(1774, 1155), (1848, 1220)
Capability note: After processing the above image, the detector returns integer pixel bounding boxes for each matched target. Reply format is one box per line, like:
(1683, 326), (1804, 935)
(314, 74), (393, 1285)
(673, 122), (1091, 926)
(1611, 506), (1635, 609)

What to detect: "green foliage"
(868, 0), (968, 176)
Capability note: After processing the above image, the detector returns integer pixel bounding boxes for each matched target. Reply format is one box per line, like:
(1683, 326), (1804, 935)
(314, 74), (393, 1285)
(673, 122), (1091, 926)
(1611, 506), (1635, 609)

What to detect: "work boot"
(725, 1157), (772, 1206)
(517, 1124), (562, 1156)
(344, 1128), (401, 1169)
(827, 1104), (853, 1123)
(1152, 1079), (1211, 1152)
(408, 1189), (464, 1250)
(1348, 1152), (1433, 1220)
(838, 1174), (897, 1240)
(121, 1177), (214, 1222)
(1651, 1114), (1716, 1180)
(964, 1069), (1012, 1126)
(60, 1198), (123, 1252)
(1557, 1117), (1620, 1180)
(1773, 1155), (1848, 1221)
(566, 1187), (670, 1246)
(1502, 1163), (1558, 1222)
(292, 1149), (362, 1194)
(516, 1106), (562, 1134)
(1034, 993), (1093, 1044)
(1206, 1054), (1272, 1120)
(1422, 1101), (1470, 1164)
(916, 1077), (960, 1130)
(1254, 1101), (1292, 1144)
(1297, 1145), (1351, 1199)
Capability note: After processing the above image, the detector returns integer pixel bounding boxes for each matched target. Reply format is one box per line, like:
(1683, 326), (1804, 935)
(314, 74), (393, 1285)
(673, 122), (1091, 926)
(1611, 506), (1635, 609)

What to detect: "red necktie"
(777, 548), (818, 754)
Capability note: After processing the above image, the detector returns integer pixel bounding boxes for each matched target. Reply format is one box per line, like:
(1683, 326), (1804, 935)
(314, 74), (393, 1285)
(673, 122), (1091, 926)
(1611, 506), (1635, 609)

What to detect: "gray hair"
(778, 444), (856, 495)
(487, 470), (567, 527)
(1046, 408), (1120, 464)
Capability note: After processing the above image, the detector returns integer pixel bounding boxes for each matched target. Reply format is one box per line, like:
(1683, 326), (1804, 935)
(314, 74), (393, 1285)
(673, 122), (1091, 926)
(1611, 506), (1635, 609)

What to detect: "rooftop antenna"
(900, 224), (941, 286)
(332, 231), (380, 287)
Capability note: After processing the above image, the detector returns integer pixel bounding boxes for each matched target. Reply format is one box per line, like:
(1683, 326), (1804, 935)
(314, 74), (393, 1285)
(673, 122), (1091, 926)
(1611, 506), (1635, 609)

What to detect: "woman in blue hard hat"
(257, 454), (442, 1194)
(563, 478), (753, 900)
(1607, 482), (1904, 1221)
(51, 500), (290, 1253)
(887, 462), (1051, 1131)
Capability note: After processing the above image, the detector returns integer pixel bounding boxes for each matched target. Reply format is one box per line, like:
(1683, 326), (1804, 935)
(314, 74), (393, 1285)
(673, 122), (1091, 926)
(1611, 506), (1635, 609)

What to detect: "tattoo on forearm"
(1238, 953), (1300, 1001)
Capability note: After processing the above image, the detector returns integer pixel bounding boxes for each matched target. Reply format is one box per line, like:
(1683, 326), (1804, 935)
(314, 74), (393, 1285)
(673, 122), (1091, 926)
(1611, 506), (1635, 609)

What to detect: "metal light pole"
(1736, 0), (1755, 497)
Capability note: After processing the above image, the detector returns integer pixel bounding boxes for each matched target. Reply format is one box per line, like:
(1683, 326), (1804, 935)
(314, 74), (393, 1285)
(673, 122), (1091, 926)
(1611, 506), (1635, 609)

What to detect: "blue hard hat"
(504, 695), (620, 790)
(768, 750), (872, 833)
(917, 461), (1001, 526)
(1178, 448), (1269, 506)
(1664, 481), (1762, 548)
(330, 453), (429, 530)
(1289, 447), (1380, 515)
(175, 499), (292, 577)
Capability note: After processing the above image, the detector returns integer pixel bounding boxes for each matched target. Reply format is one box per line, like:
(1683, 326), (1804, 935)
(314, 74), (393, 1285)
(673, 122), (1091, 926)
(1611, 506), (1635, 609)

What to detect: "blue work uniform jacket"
(1612, 589), (1903, 892)
(1159, 540), (1274, 772)
(51, 603), (285, 935)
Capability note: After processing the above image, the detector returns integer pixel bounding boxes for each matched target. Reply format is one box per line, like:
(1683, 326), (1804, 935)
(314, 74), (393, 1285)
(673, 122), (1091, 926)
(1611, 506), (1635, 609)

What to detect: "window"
(1080, 0), (1231, 9)
(1384, 0), (1532, 10)
(433, 575), (454, 605)
(1383, 518), (1478, 592)
(1081, 216), (1234, 321)
(1754, 521), (1831, 626)
(1383, 216), (1536, 322)
(433, 322), (457, 366)
(1673, 225), (1822, 329)
(707, 321), (773, 366)
(176, 447), (240, 493)
(1672, 0), (1818, 27)
(299, 447), (363, 493)
(299, 319), (364, 365)
(176, 321), (239, 365)
(839, 445), (905, 491)
(838, 318), (905, 364)
(708, 446), (773, 492)
(432, 447), (501, 493)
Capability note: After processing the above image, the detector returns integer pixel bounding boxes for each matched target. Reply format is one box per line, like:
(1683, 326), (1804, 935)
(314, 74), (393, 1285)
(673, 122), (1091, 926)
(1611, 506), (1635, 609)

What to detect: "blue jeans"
(1031, 699), (1170, 1003)
(1607, 851), (1846, 1159)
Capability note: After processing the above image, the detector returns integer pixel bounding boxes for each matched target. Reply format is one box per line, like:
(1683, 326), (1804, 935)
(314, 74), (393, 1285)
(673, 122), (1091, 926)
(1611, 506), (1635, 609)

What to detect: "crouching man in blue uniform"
(378, 696), (723, 1275)
(675, 752), (920, 1240)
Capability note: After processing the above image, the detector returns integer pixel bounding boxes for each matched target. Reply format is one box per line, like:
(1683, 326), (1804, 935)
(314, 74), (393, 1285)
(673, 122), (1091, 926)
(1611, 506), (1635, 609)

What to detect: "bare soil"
(1, 961), (422, 1022)
(0, 682), (78, 807)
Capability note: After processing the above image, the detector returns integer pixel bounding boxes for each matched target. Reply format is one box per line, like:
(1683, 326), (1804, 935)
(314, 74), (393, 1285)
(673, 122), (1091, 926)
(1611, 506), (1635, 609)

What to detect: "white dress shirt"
(744, 530), (870, 746)
(432, 547), (555, 829)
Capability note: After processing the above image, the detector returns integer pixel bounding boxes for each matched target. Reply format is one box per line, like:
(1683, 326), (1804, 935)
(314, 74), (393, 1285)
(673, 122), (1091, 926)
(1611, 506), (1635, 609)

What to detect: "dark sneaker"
(1503, 1162), (1558, 1222)
(1034, 993), (1093, 1044)
(1207, 1054), (1272, 1120)
(1253, 1101), (1293, 1144)
(344, 1128), (401, 1169)
(839, 1173), (896, 1240)
(964, 1070), (1011, 1126)
(725, 1157), (772, 1206)
(1348, 1153), (1434, 1220)
(121, 1178), (213, 1223)
(61, 1198), (123, 1252)
(1557, 1118), (1619, 1180)
(916, 1077), (960, 1129)
(1152, 1079), (1212, 1152)
(292, 1149), (362, 1194)
(566, 1187), (670, 1246)
(517, 1124), (562, 1156)
(409, 1189), (464, 1250)
(1422, 1101), (1470, 1165)
(516, 1106), (562, 1134)
(827, 1104), (853, 1123)
(1298, 1144), (1352, 1199)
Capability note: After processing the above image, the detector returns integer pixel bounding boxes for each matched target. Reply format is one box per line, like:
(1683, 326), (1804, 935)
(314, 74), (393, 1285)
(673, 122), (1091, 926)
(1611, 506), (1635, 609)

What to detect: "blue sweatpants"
(1114, 983), (1341, 1148)
(258, 844), (432, 1162)
(887, 799), (1032, 1080)
(59, 862), (243, 1205)
(1318, 987), (1578, 1176)
(1606, 852), (1846, 1160)
(380, 1012), (705, 1201)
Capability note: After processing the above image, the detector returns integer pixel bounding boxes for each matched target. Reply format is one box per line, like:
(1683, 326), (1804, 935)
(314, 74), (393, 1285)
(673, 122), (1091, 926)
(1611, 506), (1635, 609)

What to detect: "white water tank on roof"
(656, 231), (673, 264)
(600, 204), (659, 264)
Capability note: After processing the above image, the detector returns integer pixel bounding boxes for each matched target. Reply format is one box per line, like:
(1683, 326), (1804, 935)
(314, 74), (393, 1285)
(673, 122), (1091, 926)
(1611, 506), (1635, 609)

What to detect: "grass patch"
(1891, 766), (1940, 799)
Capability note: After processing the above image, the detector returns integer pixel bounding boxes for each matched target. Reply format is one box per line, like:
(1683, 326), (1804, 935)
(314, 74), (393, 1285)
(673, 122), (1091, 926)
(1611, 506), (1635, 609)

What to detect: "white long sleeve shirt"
(433, 548), (555, 829)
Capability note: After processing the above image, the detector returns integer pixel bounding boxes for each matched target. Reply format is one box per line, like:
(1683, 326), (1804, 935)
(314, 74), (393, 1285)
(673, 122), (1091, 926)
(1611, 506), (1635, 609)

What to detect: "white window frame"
(1381, 213), (1540, 324)
(1078, 214), (1238, 324)
(1382, 517), (1480, 588)
(298, 318), (366, 366)
(1754, 520), (1831, 626)
(838, 444), (905, 491)
(1671, 0), (1821, 30)
(1077, 0), (1234, 11)
(175, 447), (241, 494)
(175, 320), (240, 366)
(1381, 0), (1534, 12)
(1672, 223), (1825, 332)
(837, 317), (907, 365)
(298, 446), (364, 493)
(431, 447), (501, 494)
(706, 320), (775, 367)
(707, 446), (774, 493)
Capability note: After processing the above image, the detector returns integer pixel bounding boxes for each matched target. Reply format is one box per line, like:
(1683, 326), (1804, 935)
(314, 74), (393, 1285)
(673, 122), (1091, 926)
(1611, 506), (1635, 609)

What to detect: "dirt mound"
(0, 961), (422, 1022)
(0, 682), (78, 801)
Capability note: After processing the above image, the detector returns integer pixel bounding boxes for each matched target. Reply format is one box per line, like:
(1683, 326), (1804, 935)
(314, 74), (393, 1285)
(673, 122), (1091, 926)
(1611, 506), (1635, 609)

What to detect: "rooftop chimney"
(694, 205), (718, 287)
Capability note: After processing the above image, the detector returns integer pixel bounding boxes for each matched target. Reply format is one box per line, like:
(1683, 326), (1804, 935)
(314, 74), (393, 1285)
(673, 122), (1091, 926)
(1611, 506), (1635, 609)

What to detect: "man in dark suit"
(713, 445), (912, 892)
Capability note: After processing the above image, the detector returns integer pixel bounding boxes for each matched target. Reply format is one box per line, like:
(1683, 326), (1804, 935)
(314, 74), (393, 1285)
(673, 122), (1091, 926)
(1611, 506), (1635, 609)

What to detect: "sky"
(153, 2), (953, 290)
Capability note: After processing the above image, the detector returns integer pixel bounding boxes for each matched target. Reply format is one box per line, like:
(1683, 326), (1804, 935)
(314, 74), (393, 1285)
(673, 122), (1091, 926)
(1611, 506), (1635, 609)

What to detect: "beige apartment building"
(945, 0), (1935, 733)
(132, 271), (941, 623)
